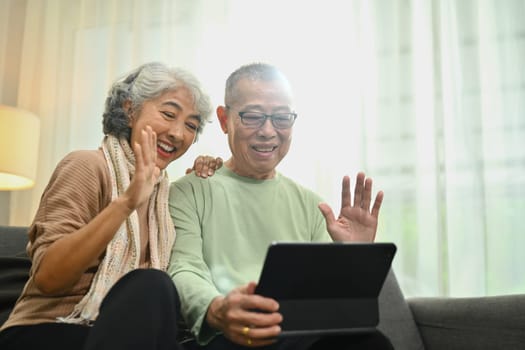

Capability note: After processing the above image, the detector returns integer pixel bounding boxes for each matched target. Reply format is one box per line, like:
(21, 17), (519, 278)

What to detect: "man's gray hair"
(103, 62), (212, 141)
(224, 63), (292, 106)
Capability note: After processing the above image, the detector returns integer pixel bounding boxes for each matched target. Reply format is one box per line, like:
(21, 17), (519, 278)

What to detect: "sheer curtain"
(0, 0), (523, 297)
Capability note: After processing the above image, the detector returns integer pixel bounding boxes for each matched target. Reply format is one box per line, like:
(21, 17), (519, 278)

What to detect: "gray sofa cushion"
(0, 257), (31, 325)
(0, 226), (28, 257)
(0, 226), (30, 326)
(409, 295), (525, 350)
(378, 270), (425, 350)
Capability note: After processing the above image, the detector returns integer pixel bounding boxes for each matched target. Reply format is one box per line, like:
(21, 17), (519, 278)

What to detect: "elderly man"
(168, 63), (393, 350)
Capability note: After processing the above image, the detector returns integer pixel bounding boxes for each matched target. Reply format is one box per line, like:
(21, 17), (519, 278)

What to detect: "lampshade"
(0, 105), (40, 190)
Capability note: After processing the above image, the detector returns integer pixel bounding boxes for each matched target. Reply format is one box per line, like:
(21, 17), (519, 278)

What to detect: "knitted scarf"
(58, 135), (175, 324)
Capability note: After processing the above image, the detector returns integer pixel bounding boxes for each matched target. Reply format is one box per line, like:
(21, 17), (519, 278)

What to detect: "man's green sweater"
(168, 166), (330, 344)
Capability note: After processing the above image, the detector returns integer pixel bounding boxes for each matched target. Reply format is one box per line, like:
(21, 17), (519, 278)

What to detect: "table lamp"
(0, 105), (40, 190)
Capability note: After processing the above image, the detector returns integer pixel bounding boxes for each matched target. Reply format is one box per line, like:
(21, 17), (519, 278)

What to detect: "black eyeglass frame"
(225, 106), (297, 129)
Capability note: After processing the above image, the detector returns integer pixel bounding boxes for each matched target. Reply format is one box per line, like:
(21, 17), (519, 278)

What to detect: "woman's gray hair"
(103, 62), (212, 141)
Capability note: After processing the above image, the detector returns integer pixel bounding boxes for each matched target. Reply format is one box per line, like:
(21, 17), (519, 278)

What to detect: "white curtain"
(0, 0), (523, 297)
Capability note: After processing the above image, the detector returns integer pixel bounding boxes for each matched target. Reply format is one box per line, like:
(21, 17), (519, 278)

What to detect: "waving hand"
(318, 172), (383, 242)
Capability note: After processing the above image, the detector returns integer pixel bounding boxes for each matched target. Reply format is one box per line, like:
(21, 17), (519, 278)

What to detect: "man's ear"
(217, 106), (229, 134)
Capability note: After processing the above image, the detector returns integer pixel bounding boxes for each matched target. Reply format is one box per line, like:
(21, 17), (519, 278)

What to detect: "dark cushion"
(0, 226), (31, 326)
(0, 257), (31, 326)
(409, 295), (525, 350)
(378, 270), (425, 350)
(0, 226), (29, 257)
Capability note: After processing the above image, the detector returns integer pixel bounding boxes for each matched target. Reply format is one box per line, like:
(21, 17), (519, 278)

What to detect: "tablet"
(254, 241), (397, 337)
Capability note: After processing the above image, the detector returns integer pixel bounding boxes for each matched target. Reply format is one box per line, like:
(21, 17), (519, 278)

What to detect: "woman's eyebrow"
(161, 101), (182, 111)
(162, 101), (202, 123)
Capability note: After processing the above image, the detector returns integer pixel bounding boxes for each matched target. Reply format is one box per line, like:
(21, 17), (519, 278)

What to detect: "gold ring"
(242, 326), (250, 336)
(247, 338), (252, 345)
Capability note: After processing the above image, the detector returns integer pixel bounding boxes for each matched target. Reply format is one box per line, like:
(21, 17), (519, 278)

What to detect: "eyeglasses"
(235, 111), (297, 129)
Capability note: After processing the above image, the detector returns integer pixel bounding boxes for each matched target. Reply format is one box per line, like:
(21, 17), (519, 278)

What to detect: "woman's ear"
(217, 106), (229, 134)
(123, 100), (133, 127)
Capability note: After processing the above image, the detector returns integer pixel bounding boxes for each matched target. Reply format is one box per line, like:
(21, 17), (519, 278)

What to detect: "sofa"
(1, 225), (524, 349)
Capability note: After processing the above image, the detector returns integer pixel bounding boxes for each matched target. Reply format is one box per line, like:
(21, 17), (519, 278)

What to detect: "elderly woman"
(0, 62), (220, 350)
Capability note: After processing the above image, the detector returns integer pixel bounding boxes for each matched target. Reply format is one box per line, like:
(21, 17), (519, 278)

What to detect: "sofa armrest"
(408, 295), (525, 350)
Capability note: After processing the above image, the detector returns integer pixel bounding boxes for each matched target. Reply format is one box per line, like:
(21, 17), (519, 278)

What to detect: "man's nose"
(257, 117), (277, 137)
